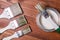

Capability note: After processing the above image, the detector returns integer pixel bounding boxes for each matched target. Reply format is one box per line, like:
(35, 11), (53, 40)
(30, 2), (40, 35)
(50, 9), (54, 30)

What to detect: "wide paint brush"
(0, 16), (27, 33)
(0, 3), (22, 19)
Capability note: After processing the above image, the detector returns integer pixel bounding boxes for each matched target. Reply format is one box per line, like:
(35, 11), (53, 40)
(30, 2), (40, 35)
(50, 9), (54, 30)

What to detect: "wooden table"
(0, 0), (60, 40)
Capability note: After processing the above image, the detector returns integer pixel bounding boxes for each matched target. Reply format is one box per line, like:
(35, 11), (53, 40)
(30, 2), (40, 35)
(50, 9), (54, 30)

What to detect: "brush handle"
(0, 20), (18, 33)
(3, 32), (19, 40)
(3, 31), (23, 40)
(0, 8), (13, 19)
(3, 26), (31, 40)
(0, 26), (9, 33)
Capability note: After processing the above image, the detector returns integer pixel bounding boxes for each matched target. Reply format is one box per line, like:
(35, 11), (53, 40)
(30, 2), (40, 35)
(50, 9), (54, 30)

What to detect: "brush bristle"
(16, 16), (27, 26)
(22, 26), (31, 35)
(9, 3), (22, 16)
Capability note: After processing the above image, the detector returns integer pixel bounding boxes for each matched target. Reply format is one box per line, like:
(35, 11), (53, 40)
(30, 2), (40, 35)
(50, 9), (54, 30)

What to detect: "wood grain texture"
(0, 0), (60, 40)
(13, 35), (42, 40)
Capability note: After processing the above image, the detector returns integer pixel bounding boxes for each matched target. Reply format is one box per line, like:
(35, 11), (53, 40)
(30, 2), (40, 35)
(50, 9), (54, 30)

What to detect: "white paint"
(36, 13), (59, 32)
(41, 16), (59, 30)
(46, 8), (59, 25)
(35, 3), (59, 32)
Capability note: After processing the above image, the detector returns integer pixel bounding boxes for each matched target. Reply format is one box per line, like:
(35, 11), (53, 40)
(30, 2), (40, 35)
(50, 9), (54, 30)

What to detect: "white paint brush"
(3, 26), (31, 40)
(0, 16), (27, 33)
(0, 3), (22, 19)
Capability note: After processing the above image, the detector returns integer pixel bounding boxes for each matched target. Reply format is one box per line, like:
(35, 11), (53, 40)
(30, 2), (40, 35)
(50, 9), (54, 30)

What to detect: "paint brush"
(0, 16), (27, 33)
(35, 3), (49, 18)
(3, 26), (31, 40)
(0, 3), (22, 19)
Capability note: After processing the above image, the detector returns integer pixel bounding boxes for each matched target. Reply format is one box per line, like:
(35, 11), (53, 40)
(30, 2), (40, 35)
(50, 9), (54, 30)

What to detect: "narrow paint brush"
(3, 26), (31, 40)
